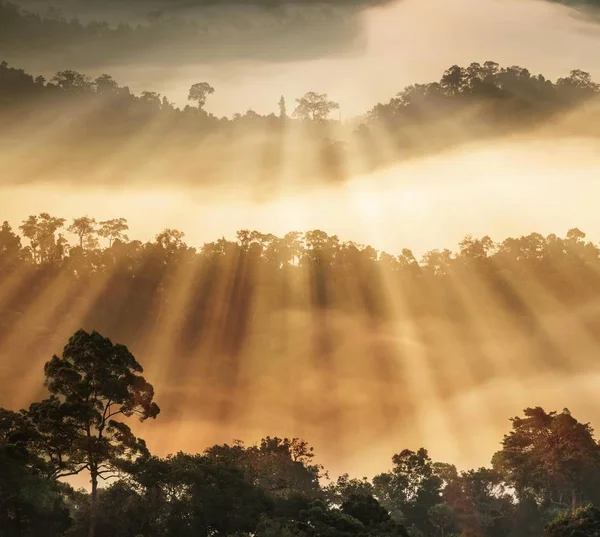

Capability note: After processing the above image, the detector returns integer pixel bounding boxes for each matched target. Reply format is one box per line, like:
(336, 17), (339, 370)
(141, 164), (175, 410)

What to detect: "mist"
(1, 134), (600, 255)
(3, 131), (600, 481)
(3, 0), (600, 116)
(4, 0), (600, 500)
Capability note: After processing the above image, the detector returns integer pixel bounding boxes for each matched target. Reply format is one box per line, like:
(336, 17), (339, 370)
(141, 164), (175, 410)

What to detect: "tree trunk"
(88, 472), (98, 537)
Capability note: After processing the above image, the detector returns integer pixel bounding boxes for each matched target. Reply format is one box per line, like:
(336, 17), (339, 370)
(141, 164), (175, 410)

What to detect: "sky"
(3, 0), (600, 478)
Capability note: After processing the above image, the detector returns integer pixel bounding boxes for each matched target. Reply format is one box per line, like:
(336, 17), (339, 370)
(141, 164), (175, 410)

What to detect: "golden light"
(2, 0), (600, 481)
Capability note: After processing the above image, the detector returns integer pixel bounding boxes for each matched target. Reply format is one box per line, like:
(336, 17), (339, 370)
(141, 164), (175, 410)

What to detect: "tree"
(0, 221), (22, 265)
(247, 437), (323, 501)
(341, 493), (392, 526)
(51, 70), (92, 93)
(69, 481), (150, 537)
(129, 452), (273, 537)
(29, 329), (160, 537)
(326, 473), (375, 506)
(442, 468), (513, 537)
(203, 437), (323, 503)
(68, 216), (97, 249)
(557, 69), (599, 96)
(98, 218), (129, 247)
(19, 213), (66, 264)
(155, 228), (187, 254)
(427, 504), (456, 537)
(440, 65), (466, 96)
(188, 82), (215, 109)
(492, 407), (600, 509)
(373, 448), (443, 531)
(94, 74), (119, 94)
(546, 505), (600, 537)
(279, 96), (287, 121)
(141, 91), (162, 113)
(0, 409), (71, 537)
(293, 92), (339, 121)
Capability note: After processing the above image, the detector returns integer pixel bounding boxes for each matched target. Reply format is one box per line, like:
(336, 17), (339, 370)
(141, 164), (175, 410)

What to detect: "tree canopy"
(3, 344), (600, 537)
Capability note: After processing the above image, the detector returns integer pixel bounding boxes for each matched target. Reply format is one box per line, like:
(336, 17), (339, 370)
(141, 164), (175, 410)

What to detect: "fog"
(4, 0), (600, 481)
(4, 132), (600, 478)
(2, 136), (599, 255)
(4, 0), (600, 116)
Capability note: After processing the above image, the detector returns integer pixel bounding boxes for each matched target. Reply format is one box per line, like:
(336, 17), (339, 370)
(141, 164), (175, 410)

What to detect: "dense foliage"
(3, 328), (600, 537)
(1, 216), (600, 409)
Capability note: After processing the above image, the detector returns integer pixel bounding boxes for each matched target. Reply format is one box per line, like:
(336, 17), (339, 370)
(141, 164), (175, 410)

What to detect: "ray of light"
(0, 266), (83, 405)
(15, 262), (127, 406)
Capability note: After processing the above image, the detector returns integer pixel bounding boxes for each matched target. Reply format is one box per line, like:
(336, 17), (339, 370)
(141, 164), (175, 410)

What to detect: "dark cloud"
(547, 0), (600, 5)
(1, 0), (395, 71)
(544, 0), (600, 19)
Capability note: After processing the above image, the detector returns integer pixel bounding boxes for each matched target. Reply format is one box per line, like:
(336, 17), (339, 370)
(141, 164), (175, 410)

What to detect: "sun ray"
(15, 262), (126, 405)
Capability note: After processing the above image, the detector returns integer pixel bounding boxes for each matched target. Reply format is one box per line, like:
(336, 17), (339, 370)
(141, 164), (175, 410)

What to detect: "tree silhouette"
(97, 218), (129, 247)
(293, 91), (340, 121)
(67, 217), (97, 249)
(29, 329), (160, 537)
(279, 95), (287, 120)
(492, 407), (600, 509)
(3, 336), (600, 537)
(188, 82), (215, 109)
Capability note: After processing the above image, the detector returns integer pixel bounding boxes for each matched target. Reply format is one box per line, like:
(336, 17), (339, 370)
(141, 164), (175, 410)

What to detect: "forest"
(3, 327), (600, 537)
(1, 58), (599, 186)
(4, 0), (600, 535)
(1, 214), (600, 424)
(1, 215), (600, 371)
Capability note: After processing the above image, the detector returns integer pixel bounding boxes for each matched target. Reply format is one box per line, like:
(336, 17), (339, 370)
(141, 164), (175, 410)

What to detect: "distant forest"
(1, 215), (600, 406)
(3, 327), (600, 537)
(1, 59), (599, 185)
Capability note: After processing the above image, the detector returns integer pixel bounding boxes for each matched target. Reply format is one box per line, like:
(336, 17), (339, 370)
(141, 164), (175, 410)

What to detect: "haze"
(5, 0), (600, 116)
(3, 0), (600, 482)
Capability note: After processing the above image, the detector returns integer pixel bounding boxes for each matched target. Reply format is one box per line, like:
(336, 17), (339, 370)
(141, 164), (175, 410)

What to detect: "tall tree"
(67, 216), (97, 249)
(188, 82), (215, 109)
(98, 218), (129, 247)
(0, 221), (22, 265)
(373, 448), (443, 531)
(28, 329), (160, 537)
(279, 95), (287, 121)
(18, 213), (66, 264)
(492, 407), (600, 509)
(293, 92), (339, 121)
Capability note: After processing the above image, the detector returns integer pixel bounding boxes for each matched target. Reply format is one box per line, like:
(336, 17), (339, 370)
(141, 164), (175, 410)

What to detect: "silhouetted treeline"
(0, 59), (598, 186)
(3, 328), (600, 537)
(1, 215), (600, 408)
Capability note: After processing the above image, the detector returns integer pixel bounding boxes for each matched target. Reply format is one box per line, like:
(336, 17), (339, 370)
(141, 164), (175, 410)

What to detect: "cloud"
(544, 0), (600, 20)
(547, 0), (600, 5)
(1, 0), (395, 70)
